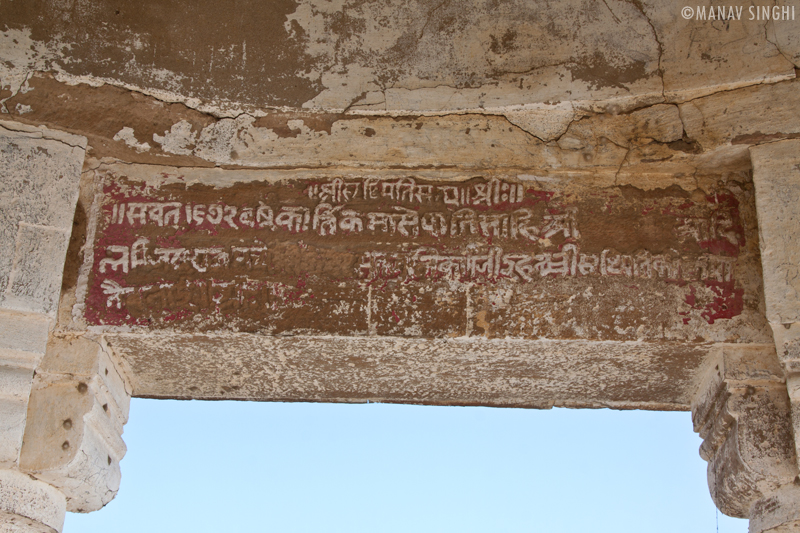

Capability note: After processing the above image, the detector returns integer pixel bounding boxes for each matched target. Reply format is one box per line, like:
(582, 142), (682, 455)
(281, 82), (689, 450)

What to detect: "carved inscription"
(84, 172), (758, 340)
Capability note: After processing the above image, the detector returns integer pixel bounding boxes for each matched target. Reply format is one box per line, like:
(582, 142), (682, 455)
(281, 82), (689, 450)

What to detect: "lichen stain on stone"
(489, 29), (518, 55)
(568, 52), (649, 90)
(5, 73), (216, 166)
(3, 0), (324, 107)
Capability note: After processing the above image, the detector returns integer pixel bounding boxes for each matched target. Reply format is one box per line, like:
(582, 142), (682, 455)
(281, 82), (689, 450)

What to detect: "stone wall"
(2, 1), (800, 530)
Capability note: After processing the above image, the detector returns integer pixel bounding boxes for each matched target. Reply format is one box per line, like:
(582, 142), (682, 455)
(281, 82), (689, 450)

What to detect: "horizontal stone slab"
(109, 332), (754, 409)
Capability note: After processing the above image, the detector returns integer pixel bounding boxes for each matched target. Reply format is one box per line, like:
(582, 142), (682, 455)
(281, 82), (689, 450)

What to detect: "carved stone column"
(751, 141), (800, 484)
(693, 346), (800, 532)
(0, 121), (129, 532)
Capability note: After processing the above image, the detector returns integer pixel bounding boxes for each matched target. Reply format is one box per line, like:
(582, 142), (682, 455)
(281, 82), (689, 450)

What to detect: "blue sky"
(65, 399), (748, 532)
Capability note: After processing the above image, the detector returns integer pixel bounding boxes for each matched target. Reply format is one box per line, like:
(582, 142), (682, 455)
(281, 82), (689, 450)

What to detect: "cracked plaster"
(1, 0), (796, 120)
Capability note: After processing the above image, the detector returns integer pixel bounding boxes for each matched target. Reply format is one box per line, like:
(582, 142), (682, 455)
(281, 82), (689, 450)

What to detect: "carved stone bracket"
(19, 335), (131, 514)
(693, 346), (800, 532)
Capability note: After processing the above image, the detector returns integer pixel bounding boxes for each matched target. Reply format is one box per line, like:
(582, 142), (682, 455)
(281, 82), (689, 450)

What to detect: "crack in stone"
(690, 168), (701, 190)
(626, 0), (666, 102)
(0, 69), (34, 114)
(0, 120), (86, 151)
(417, 0), (451, 42)
(670, 77), (793, 106)
(499, 116), (548, 144)
(553, 112), (595, 145)
(9, 63), (795, 130)
(490, 60), (574, 79)
(349, 91), (387, 111)
(763, 6), (799, 69)
(601, 0), (622, 24)
(614, 146), (633, 184)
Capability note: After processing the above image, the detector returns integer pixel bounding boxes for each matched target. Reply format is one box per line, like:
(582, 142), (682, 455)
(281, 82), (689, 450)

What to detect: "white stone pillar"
(751, 140), (800, 468)
(0, 121), (130, 532)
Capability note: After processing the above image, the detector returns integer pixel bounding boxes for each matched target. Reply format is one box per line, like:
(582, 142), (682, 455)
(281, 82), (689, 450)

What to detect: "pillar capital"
(693, 346), (800, 531)
(19, 334), (131, 513)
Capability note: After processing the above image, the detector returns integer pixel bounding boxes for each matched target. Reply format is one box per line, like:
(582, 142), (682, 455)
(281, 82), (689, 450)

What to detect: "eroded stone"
(0, 121), (87, 317)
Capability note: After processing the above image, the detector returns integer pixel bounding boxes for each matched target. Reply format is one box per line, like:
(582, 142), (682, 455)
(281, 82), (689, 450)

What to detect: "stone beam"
(4, 74), (800, 179)
(62, 161), (769, 409)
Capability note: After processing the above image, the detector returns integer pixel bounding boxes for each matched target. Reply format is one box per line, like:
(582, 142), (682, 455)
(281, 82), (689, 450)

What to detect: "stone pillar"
(751, 141), (800, 478)
(692, 346), (800, 532)
(0, 121), (130, 532)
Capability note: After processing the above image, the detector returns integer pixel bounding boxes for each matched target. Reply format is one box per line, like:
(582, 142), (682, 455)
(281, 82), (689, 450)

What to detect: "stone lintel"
(108, 333), (770, 410)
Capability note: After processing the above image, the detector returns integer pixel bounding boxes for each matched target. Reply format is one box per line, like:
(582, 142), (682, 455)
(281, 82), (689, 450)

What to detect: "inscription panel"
(82, 169), (769, 342)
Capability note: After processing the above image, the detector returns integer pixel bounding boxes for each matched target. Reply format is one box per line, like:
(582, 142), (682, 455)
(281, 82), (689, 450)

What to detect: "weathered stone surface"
(0, 309), (51, 468)
(0, 469), (66, 533)
(113, 332), (738, 409)
(5, 74), (799, 183)
(750, 139), (800, 326)
(4, 224), (71, 317)
(692, 346), (799, 530)
(1, 2), (799, 529)
(19, 336), (130, 513)
(1, 1), (795, 116)
(751, 138), (800, 487)
(0, 121), (87, 317)
(768, 8), (800, 68)
(643, 3), (796, 101)
(51, 162), (772, 409)
(681, 81), (800, 158)
(0, 310), (50, 356)
(0, 122), (88, 522)
(0, 512), (59, 533)
(75, 165), (768, 344)
(0, 1), (657, 113)
(750, 486), (800, 533)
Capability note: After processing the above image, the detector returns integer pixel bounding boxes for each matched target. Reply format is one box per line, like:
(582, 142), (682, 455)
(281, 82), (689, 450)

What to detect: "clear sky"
(65, 399), (748, 533)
